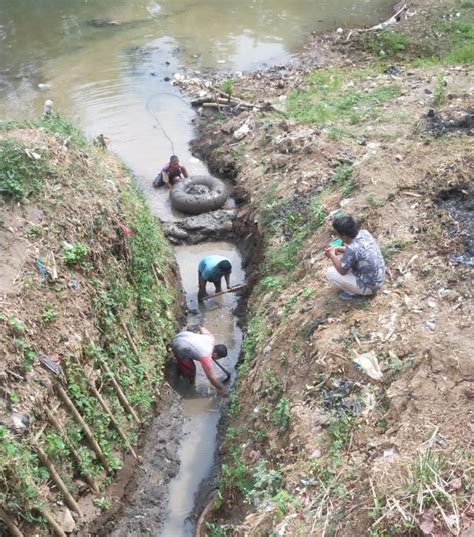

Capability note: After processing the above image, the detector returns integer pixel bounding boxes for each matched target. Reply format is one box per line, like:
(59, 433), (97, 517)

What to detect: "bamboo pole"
(44, 408), (99, 493)
(100, 361), (140, 424)
(39, 508), (67, 537)
(202, 283), (248, 300)
(34, 446), (83, 517)
(86, 379), (137, 459)
(119, 319), (140, 357)
(55, 384), (111, 472)
(0, 507), (24, 537)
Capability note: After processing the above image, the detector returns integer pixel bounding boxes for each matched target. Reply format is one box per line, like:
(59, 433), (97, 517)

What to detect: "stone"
(233, 123), (250, 140)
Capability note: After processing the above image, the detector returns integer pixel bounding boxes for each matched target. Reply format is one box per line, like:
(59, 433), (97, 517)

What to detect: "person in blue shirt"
(198, 255), (232, 300)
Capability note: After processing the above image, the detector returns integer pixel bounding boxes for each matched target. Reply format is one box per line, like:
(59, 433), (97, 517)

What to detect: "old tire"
(170, 175), (228, 215)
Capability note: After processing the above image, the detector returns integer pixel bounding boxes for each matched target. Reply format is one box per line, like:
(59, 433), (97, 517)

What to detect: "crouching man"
(325, 215), (385, 302)
(172, 326), (229, 396)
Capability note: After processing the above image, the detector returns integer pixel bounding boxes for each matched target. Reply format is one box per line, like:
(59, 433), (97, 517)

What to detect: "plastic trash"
(35, 258), (49, 279)
(354, 351), (383, 380)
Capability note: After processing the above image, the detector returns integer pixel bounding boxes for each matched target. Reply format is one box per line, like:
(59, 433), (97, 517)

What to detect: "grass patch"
(381, 239), (408, 263)
(370, 31), (410, 58)
(286, 70), (400, 128)
(0, 138), (51, 200)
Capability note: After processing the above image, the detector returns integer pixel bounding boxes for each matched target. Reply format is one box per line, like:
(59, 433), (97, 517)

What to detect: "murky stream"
(1, 0), (394, 534)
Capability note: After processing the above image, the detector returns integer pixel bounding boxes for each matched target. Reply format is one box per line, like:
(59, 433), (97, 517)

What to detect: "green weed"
(381, 239), (408, 262)
(41, 307), (57, 324)
(270, 397), (290, 429)
(286, 70), (400, 128)
(220, 79), (234, 99)
(370, 31), (410, 57)
(0, 138), (50, 201)
(62, 243), (89, 267)
(433, 74), (446, 106)
(93, 496), (110, 511)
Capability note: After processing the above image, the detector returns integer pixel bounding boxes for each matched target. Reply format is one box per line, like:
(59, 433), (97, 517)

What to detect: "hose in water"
(145, 91), (191, 155)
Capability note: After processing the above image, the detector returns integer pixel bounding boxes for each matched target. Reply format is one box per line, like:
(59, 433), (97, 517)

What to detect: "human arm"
(200, 355), (229, 396)
(162, 171), (171, 191)
(324, 247), (349, 275)
(199, 326), (213, 337)
(180, 165), (189, 178)
(224, 273), (231, 289)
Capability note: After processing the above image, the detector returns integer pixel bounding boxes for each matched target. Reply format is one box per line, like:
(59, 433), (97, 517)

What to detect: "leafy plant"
(370, 31), (410, 57)
(93, 496), (110, 511)
(433, 74), (446, 106)
(0, 138), (50, 201)
(220, 79), (234, 99)
(41, 307), (57, 324)
(270, 397), (290, 429)
(381, 239), (408, 262)
(62, 243), (89, 267)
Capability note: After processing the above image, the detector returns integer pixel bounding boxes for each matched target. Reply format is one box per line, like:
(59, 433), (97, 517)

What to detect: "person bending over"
(172, 326), (229, 396)
(153, 155), (188, 190)
(325, 215), (385, 302)
(198, 255), (232, 301)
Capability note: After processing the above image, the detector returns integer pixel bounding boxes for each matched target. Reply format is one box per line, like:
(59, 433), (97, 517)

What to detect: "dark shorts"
(176, 358), (196, 378)
(153, 173), (164, 188)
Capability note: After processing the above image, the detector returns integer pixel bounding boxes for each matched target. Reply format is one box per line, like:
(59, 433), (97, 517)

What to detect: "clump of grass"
(381, 239), (408, 262)
(433, 74), (446, 106)
(286, 69), (400, 128)
(220, 79), (234, 99)
(370, 31), (410, 58)
(0, 138), (50, 200)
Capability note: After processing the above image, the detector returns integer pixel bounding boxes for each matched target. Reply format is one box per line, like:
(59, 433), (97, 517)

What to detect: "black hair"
(170, 155), (179, 162)
(218, 260), (232, 273)
(333, 215), (359, 239)
(214, 344), (228, 358)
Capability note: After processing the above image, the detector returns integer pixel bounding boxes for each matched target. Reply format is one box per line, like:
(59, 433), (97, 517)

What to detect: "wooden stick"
(368, 3), (407, 30)
(55, 384), (111, 472)
(0, 507), (24, 537)
(35, 446), (83, 517)
(119, 319), (140, 357)
(86, 379), (138, 459)
(45, 408), (99, 493)
(203, 283), (248, 300)
(39, 508), (67, 537)
(100, 361), (140, 424)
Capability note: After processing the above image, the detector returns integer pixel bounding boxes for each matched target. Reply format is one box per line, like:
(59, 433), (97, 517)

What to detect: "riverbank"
(0, 116), (181, 535)
(181, 0), (473, 535)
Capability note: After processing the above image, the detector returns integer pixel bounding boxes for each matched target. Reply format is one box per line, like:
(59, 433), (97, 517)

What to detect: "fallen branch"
(368, 4), (408, 31)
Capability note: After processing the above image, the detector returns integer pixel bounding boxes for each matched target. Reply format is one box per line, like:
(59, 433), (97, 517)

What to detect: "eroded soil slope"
(183, 2), (473, 534)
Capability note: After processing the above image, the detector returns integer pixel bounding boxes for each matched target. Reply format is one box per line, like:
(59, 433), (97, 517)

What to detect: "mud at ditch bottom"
(85, 386), (184, 537)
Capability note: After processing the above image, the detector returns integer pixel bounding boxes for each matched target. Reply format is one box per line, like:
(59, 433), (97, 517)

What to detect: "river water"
(0, 0), (393, 534)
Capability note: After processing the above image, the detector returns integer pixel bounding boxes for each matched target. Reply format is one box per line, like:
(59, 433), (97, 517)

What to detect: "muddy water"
(162, 243), (244, 536)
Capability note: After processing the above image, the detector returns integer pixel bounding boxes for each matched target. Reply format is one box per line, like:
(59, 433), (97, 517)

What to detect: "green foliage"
(220, 79), (234, 98)
(270, 397), (290, 429)
(247, 460), (283, 506)
(370, 31), (410, 57)
(41, 307), (58, 324)
(381, 239), (408, 263)
(14, 338), (37, 373)
(206, 522), (235, 537)
(93, 496), (110, 511)
(286, 70), (400, 128)
(38, 114), (88, 147)
(0, 138), (50, 200)
(62, 243), (89, 267)
(260, 275), (284, 292)
(331, 164), (355, 196)
(433, 74), (446, 106)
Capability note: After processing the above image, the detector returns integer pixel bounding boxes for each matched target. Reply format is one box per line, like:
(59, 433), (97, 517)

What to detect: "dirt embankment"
(181, 1), (473, 535)
(0, 117), (182, 535)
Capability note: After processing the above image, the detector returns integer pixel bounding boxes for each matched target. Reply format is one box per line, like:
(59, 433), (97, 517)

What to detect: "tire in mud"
(170, 175), (228, 215)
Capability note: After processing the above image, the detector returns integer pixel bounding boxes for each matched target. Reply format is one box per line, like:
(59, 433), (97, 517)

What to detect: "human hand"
(219, 386), (229, 397)
(324, 246), (336, 258)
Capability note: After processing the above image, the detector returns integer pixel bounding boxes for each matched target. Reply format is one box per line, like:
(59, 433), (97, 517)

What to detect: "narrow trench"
(160, 241), (246, 536)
